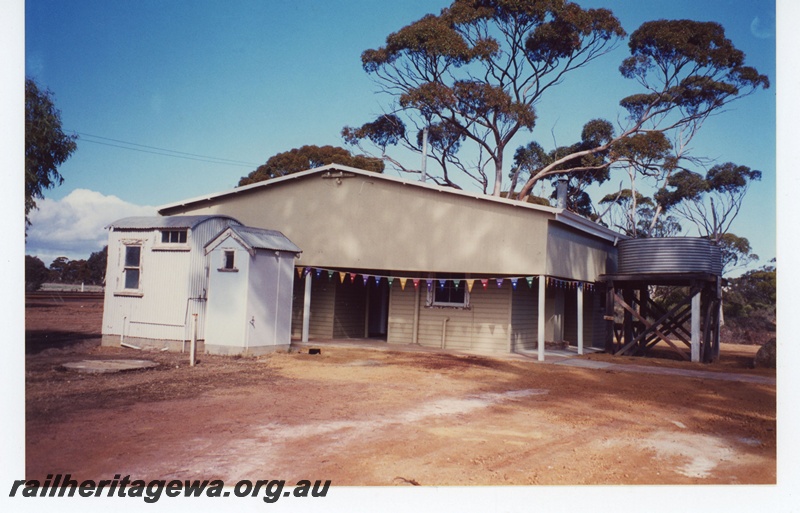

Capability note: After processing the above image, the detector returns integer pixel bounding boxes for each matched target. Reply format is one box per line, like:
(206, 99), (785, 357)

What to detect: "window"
(123, 245), (142, 290)
(161, 229), (187, 244)
(223, 250), (236, 270)
(428, 274), (469, 308)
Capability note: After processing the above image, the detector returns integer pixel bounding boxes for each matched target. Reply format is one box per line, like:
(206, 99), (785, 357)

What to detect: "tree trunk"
(492, 153), (504, 197)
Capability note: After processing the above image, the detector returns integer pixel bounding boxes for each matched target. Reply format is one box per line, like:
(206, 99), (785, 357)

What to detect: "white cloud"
(26, 189), (156, 263)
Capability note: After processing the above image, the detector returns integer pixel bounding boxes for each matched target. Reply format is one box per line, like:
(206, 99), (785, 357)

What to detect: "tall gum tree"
(344, 0), (626, 195)
(238, 145), (384, 187)
(515, 18), (769, 202)
(346, 2), (768, 212)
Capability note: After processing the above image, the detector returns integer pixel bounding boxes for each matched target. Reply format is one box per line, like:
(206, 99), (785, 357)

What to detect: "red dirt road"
(24, 299), (776, 487)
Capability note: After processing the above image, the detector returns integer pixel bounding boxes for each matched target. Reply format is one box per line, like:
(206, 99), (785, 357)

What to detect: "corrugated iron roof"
(205, 225), (301, 254)
(107, 215), (241, 230)
(228, 225), (301, 254)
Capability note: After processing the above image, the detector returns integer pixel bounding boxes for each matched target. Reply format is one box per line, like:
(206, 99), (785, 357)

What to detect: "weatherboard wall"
(545, 223), (617, 282)
(291, 275), (336, 340)
(510, 280), (540, 352)
(387, 281), (511, 353)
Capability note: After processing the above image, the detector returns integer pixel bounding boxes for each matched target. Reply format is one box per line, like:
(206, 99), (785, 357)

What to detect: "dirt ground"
(24, 296), (776, 486)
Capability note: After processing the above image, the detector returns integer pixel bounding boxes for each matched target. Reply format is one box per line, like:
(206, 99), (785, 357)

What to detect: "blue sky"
(19, 0), (777, 271)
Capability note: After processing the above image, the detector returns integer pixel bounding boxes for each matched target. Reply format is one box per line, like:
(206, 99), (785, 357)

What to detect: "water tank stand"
(598, 273), (722, 364)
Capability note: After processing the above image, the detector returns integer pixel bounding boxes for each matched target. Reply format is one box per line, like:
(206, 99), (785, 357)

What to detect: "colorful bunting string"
(294, 266), (596, 293)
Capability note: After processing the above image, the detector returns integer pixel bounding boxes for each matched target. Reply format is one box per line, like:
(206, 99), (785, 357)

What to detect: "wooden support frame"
(599, 273), (720, 364)
(613, 293), (690, 361)
(604, 283), (616, 354)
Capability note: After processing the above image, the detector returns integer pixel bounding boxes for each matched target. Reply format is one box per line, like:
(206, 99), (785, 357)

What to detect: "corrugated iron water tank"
(617, 238), (722, 276)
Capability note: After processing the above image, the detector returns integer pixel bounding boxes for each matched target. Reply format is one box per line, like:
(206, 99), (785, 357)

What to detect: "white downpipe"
(190, 313), (198, 367)
(441, 317), (449, 349)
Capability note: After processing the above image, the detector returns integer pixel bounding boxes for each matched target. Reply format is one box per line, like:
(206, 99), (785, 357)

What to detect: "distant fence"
(38, 282), (105, 293)
(26, 291), (105, 303)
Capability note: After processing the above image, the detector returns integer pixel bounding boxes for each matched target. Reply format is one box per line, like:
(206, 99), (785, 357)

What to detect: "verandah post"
(538, 275), (545, 362)
(577, 283), (584, 355)
(302, 270), (312, 343)
(691, 283), (701, 363)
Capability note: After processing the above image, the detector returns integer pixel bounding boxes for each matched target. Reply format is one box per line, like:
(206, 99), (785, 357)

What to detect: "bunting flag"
(296, 266), (598, 297)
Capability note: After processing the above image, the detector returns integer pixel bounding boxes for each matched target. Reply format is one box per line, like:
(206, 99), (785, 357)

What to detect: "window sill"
(152, 245), (190, 252)
(426, 304), (471, 310)
(217, 268), (239, 273)
(114, 291), (144, 298)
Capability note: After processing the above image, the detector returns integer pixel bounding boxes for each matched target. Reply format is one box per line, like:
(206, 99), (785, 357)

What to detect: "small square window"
(124, 269), (140, 289)
(223, 250), (235, 270)
(428, 274), (469, 308)
(124, 245), (141, 267)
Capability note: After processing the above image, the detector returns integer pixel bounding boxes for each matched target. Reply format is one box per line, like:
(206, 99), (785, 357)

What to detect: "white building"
(101, 215), (300, 355)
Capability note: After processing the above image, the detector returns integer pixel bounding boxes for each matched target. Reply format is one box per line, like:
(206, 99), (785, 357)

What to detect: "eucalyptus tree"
(25, 78), (77, 229)
(238, 145), (384, 187)
(654, 162), (762, 243)
(597, 189), (682, 238)
(509, 118), (617, 217)
(344, 0), (626, 195)
(344, 1), (768, 208)
(515, 19), (769, 200)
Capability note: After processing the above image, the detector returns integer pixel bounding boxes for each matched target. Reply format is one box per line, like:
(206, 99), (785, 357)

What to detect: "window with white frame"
(428, 274), (469, 308)
(123, 244), (142, 290)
